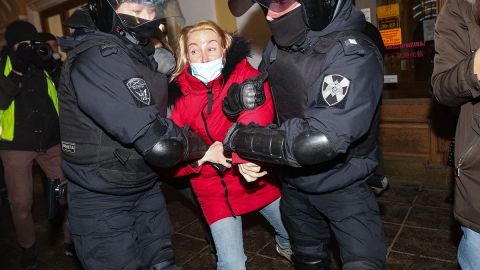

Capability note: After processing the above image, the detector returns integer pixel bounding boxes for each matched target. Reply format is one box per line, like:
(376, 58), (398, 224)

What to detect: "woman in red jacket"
(169, 20), (291, 269)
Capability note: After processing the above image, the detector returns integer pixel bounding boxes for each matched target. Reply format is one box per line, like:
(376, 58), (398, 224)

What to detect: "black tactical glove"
(11, 43), (34, 74)
(222, 72), (268, 119)
(181, 126), (209, 162)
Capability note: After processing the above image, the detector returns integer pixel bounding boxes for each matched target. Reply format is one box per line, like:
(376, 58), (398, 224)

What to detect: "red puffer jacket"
(169, 42), (280, 225)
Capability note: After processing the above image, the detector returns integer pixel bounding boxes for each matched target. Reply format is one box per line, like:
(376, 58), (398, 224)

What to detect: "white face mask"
(190, 58), (224, 84)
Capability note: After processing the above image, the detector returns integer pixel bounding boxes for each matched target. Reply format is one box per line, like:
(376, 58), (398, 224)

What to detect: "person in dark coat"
(432, 0), (480, 268)
(226, 0), (387, 269)
(0, 20), (66, 270)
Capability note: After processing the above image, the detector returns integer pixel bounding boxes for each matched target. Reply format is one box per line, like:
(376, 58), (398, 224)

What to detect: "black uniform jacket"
(265, 0), (384, 193)
(58, 8), (176, 193)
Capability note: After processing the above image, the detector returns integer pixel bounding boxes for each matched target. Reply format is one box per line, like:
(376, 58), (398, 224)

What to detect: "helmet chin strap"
(114, 15), (160, 46)
(110, 14), (142, 45)
(116, 26), (142, 45)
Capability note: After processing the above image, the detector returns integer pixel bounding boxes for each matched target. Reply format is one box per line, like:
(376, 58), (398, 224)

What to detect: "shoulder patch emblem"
(321, 74), (350, 106)
(344, 38), (358, 46)
(125, 77), (151, 106)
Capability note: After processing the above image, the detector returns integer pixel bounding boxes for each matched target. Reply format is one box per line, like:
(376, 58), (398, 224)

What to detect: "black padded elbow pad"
(142, 129), (208, 168)
(292, 130), (336, 166)
(228, 125), (289, 165)
(144, 139), (184, 168)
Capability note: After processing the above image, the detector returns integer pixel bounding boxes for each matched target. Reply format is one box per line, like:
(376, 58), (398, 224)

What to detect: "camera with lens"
(31, 40), (52, 61)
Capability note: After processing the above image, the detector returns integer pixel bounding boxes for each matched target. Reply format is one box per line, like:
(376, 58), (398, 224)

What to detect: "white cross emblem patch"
(126, 77), (151, 106)
(321, 74), (350, 106)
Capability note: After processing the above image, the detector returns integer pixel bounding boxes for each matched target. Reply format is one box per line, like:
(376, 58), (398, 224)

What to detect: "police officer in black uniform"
(226, 0), (387, 269)
(57, 0), (208, 269)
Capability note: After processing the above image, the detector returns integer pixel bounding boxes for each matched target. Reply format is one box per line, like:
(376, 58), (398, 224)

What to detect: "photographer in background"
(0, 20), (66, 270)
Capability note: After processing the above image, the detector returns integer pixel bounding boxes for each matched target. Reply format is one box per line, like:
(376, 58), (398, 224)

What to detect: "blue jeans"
(458, 226), (480, 270)
(210, 198), (290, 270)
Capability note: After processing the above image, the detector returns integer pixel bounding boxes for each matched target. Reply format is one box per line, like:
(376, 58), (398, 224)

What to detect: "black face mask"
(268, 7), (309, 48)
(118, 14), (160, 45)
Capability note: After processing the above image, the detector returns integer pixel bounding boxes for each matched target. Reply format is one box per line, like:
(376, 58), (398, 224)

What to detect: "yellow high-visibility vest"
(0, 55), (59, 141)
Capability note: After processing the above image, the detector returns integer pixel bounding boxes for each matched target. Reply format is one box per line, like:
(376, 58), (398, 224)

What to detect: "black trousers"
(280, 181), (386, 270)
(68, 180), (178, 270)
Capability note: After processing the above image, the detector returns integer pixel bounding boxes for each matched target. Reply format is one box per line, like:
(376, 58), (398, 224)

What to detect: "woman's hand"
(238, 162), (267, 182)
(197, 141), (232, 168)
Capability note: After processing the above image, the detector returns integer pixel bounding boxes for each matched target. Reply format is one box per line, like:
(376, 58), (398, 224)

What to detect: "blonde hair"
(171, 20), (233, 80)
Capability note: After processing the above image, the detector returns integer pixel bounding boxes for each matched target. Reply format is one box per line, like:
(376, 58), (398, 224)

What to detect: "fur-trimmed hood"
(221, 36), (251, 83)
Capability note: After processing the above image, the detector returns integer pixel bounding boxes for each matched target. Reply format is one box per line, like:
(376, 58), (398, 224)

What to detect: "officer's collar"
(277, 31), (320, 53)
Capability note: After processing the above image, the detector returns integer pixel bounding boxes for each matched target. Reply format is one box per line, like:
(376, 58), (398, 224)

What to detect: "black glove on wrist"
(223, 122), (242, 154)
(181, 126), (209, 161)
(222, 72), (268, 119)
(11, 43), (34, 74)
(11, 58), (28, 74)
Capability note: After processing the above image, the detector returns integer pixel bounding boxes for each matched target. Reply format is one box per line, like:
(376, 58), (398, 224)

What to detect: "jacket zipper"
(219, 175), (236, 218)
(200, 85), (236, 217)
(456, 139), (477, 177)
(206, 85), (213, 114)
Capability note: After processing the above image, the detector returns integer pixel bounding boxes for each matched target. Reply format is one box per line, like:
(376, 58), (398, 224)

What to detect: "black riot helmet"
(88, 0), (172, 44)
(228, 0), (343, 31)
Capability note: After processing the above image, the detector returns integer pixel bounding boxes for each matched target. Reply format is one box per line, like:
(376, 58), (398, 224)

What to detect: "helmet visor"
(107, 0), (170, 28)
(253, 0), (298, 12)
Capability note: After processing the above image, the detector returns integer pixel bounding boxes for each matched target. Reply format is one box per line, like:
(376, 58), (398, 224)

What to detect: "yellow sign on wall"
(377, 3), (402, 46)
(377, 3), (400, 19)
(380, 28), (402, 46)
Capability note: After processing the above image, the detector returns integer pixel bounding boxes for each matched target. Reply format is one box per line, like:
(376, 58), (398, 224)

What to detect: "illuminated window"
(356, 0), (441, 98)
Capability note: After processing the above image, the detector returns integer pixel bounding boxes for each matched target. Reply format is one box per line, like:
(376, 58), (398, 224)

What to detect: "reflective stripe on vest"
(0, 56), (59, 141)
(45, 71), (59, 115)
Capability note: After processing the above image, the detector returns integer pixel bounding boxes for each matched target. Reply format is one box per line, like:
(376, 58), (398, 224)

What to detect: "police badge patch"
(125, 77), (151, 106)
(321, 74), (350, 107)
